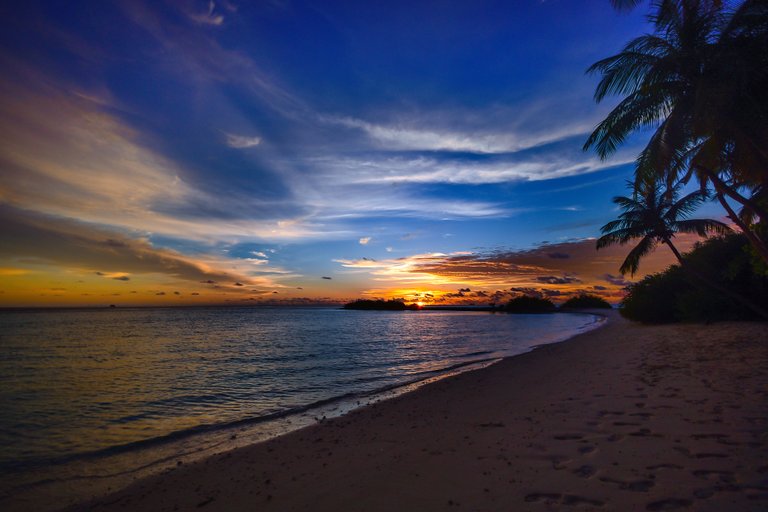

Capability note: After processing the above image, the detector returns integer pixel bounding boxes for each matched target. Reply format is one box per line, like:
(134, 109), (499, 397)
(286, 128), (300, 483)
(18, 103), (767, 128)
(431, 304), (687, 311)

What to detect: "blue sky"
(0, 1), (712, 306)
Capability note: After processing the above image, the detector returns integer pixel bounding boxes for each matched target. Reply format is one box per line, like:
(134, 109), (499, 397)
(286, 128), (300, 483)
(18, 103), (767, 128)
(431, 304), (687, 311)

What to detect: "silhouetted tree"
(560, 294), (612, 309)
(621, 234), (768, 322)
(597, 180), (768, 318)
(587, 0), (768, 263)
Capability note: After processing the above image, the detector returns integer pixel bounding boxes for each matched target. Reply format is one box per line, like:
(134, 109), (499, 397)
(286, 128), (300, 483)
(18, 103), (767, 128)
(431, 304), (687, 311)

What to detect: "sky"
(0, 0), (716, 307)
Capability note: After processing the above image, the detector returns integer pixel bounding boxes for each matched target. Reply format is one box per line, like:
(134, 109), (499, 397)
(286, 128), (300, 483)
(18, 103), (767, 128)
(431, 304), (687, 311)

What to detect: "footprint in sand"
(691, 469), (735, 483)
(547, 455), (572, 470)
(692, 452), (728, 459)
(690, 433), (728, 440)
(629, 428), (662, 438)
(645, 498), (692, 510)
(573, 465), (596, 478)
(646, 463), (683, 471)
(524, 493), (604, 507)
(693, 487), (716, 499)
(599, 476), (655, 492)
(553, 434), (583, 441)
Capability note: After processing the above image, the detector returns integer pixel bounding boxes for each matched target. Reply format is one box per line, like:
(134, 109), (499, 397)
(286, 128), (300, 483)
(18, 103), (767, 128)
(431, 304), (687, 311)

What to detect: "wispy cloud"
(0, 73), (331, 242)
(303, 151), (634, 186)
(185, 1), (225, 26)
(224, 133), (262, 148)
(0, 204), (286, 289)
(323, 111), (596, 154)
(119, 1), (308, 116)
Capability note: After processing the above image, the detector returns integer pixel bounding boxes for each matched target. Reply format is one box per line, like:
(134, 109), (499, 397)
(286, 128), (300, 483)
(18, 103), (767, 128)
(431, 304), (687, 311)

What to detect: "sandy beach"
(39, 312), (768, 510)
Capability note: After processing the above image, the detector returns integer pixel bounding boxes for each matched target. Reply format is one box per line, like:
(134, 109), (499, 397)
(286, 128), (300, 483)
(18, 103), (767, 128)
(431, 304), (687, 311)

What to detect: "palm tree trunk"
(663, 238), (768, 320)
(715, 192), (768, 264)
(703, 169), (768, 223)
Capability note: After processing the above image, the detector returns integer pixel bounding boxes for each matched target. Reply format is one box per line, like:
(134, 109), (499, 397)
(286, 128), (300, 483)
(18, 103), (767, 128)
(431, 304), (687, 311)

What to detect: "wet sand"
(52, 312), (768, 510)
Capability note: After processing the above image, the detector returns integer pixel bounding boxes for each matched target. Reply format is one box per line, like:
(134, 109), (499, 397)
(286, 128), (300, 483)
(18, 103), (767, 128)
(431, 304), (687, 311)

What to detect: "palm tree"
(597, 180), (768, 318)
(585, 0), (768, 263)
(609, 0), (644, 9)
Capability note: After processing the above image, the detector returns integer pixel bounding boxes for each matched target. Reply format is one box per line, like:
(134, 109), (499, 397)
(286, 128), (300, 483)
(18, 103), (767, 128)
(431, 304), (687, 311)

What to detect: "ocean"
(0, 306), (600, 500)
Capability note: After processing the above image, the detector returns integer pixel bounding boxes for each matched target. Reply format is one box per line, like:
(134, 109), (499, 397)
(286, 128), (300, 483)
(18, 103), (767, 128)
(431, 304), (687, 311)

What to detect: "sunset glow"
(0, 2), (722, 307)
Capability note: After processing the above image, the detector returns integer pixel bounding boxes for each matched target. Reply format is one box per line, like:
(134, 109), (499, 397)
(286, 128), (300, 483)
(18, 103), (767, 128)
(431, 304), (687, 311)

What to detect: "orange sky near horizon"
(0, 226), (702, 308)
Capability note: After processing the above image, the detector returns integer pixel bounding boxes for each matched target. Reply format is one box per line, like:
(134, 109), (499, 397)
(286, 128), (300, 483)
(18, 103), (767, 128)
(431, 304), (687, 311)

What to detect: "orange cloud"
(0, 204), (302, 306)
(338, 234), (702, 305)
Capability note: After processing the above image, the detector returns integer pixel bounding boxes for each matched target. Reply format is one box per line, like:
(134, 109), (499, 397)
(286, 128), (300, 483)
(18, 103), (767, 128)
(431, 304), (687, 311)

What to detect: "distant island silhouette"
(343, 299), (420, 311)
(343, 294), (617, 313)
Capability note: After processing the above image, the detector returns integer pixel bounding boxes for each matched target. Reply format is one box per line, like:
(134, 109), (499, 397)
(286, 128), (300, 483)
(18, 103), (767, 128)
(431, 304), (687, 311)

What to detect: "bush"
(504, 296), (556, 313)
(620, 234), (768, 323)
(560, 294), (612, 310)
(620, 267), (689, 323)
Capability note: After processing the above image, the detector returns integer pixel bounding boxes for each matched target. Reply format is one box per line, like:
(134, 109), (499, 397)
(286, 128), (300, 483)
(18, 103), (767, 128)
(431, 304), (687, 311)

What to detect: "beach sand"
(50, 312), (768, 510)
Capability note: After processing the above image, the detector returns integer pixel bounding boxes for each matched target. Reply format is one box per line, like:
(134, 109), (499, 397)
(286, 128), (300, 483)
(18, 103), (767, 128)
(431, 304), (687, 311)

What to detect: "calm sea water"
(0, 307), (598, 475)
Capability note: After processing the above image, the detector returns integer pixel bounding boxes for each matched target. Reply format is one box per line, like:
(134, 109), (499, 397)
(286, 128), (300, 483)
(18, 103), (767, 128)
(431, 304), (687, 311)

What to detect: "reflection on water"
(0, 307), (597, 473)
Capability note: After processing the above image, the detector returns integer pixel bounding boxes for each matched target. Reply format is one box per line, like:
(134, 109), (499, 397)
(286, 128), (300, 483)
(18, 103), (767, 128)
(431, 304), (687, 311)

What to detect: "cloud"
(0, 204), (265, 287)
(535, 275), (581, 285)
(119, 1), (308, 117)
(335, 233), (703, 303)
(184, 1), (225, 26)
(244, 258), (270, 265)
(224, 133), (262, 148)
(0, 12), (641, 257)
(112, 275), (131, 281)
(303, 151), (634, 186)
(322, 276), (332, 280)
(0, 267), (30, 276)
(321, 98), (603, 155)
(0, 68), (325, 243)
(359, 237), (371, 245)
(603, 273), (632, 287)
(294, 176), (513, 221)
(547, 252), (570, 259)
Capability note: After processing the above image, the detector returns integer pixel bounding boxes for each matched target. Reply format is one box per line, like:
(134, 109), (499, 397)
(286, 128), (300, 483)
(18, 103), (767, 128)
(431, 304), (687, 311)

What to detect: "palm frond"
(673, 218), (731, 236)
(609, 0), (643, 11)
(584, 88), (674, 158)
(587, 35), (673, 101)
(619, 235), (657, 276)
(663, 189), (709, 220)
(597, 226), (651, 248)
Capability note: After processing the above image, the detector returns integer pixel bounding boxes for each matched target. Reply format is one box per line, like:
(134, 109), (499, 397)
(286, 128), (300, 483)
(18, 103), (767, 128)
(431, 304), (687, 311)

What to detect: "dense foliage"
(343, 299), (419, 310)
(560, 294), (613, 310)
(504, 296), (556, 313)
(620, 235), (768, 323)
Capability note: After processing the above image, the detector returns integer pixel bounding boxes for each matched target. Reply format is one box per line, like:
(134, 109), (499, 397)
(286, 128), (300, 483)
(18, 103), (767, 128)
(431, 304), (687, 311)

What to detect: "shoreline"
(9, 311), (768, 511)
(1, 312), (603, 511)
